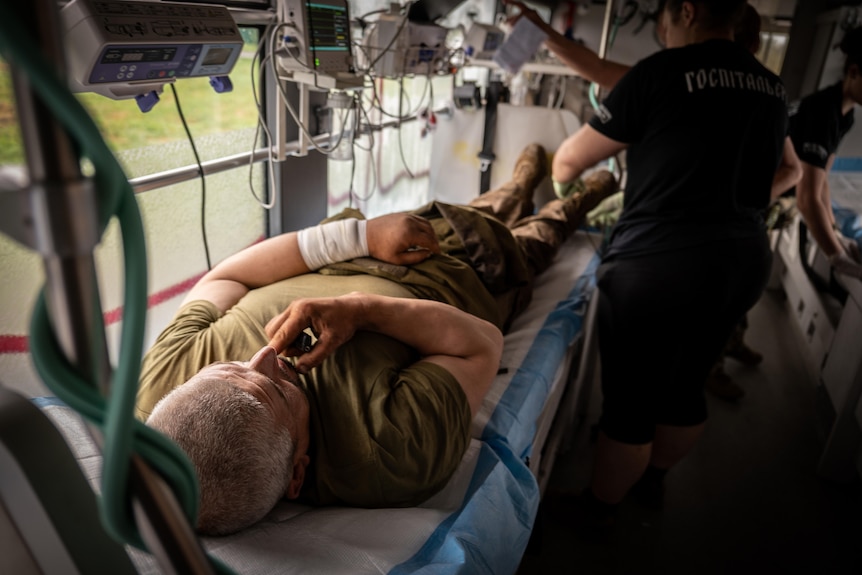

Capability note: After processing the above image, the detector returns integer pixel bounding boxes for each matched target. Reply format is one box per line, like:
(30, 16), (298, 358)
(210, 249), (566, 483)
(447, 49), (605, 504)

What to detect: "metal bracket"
(0, 167), (35, 249)
(0, 171), (101, 258)
(478, 153), (495, 173)
(297, 82), (311, 157)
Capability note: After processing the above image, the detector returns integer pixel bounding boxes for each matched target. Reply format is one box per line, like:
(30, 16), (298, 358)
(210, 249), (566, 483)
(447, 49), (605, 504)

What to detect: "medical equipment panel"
(61, 0), (243, 99)
(277, 0), (353, 75)
(365, 14), (449, 77)
(464, 23), (505, 60)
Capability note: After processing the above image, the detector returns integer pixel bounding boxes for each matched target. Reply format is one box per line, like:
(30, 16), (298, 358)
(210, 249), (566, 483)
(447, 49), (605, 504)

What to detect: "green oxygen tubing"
(0, 7), (233, 574)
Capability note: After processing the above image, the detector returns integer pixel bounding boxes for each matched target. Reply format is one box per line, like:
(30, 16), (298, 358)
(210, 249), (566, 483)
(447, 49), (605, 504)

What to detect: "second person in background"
(513, 0), (789, 533)
(507, 0), (801, 401)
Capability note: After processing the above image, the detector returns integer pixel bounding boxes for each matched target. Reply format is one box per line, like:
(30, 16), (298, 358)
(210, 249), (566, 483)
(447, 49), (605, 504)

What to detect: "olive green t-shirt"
(137, 274), (473, 507)
(136, 202), (533, 507)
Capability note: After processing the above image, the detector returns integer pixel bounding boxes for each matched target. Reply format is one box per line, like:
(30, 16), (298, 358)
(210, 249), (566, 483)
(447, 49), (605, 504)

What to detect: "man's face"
(195, 346), (311, 464)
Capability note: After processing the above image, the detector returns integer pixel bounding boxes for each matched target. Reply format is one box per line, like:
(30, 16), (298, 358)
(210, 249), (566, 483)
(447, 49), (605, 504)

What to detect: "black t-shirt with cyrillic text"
(588, 39), (788, 260)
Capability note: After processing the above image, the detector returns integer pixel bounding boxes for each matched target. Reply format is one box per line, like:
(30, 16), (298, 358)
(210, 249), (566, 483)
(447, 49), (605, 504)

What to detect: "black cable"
(170, 82), (212, 271)
(348, 146), (357, 209)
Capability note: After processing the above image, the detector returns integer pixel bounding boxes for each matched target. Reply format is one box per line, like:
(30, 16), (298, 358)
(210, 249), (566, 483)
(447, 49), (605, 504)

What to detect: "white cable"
(269, 23), (345, 157)
(351, 96), (378, 202)
(556, 77), (567, 110)
(357, 2), (414, 75)
(249, 28), (278, 209)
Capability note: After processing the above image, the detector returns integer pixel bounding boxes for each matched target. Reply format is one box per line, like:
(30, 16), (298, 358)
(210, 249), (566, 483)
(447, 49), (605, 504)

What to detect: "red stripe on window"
(1, 235), (265, 354)
(102, 272), (206, 326)
(0, 273), (205, 354)
(0, 335), (29, 354)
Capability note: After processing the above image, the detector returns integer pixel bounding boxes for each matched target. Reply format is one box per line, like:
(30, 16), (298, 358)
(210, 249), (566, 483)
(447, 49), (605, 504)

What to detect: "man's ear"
(850, 63), (860, 80)
(285, 454), (310, 499)
(681, 1), (696, 27)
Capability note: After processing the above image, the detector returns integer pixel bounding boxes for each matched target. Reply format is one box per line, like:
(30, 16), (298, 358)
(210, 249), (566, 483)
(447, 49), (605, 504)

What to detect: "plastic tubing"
(0, 7), (233, 573)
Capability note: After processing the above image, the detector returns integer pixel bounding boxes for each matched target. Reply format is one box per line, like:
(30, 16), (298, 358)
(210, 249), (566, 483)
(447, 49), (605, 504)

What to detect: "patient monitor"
(277, 0), (354, 76)
(61, 0), (243, 101)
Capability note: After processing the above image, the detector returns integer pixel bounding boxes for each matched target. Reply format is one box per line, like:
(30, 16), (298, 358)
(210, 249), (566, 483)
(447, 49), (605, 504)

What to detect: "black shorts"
(596, 235), (772, 444)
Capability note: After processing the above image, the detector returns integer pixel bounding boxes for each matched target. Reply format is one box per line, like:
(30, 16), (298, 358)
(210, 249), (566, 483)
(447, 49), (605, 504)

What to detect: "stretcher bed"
(33, 230), (602, 575)
(829, 172), (862, 248)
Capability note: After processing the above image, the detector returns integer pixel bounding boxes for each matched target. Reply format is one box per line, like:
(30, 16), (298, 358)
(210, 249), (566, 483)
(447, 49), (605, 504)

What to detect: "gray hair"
(146, 378), (295, 536)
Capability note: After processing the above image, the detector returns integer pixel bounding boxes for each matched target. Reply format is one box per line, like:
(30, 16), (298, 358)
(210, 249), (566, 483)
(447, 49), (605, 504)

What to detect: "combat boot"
(512, 143), (548, 191)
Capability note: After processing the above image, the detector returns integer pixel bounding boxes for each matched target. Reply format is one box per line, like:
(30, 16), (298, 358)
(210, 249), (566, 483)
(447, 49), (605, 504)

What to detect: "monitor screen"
(202, 47), (233, 66)
(306, 1), (350, 52)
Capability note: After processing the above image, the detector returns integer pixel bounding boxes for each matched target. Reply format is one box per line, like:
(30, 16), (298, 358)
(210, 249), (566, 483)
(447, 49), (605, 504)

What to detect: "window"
(0, 26), (268, 396)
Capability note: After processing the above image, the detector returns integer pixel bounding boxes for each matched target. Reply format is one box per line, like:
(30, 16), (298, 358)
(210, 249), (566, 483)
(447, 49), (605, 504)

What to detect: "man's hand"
(269, 293), (503, 415)
(830, 252), (862, 280)
(503, 0), (546, 30)
(266, 294), (365, 374)
(837, 232), (861, 263)
(366, 213), (441, 265)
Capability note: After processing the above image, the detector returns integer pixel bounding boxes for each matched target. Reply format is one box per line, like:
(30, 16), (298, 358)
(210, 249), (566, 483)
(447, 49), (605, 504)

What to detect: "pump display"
(61, 0), (243, 103)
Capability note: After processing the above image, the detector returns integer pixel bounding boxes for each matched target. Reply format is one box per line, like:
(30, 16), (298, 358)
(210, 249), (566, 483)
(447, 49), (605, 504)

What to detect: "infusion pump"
(61, 0), (243, 100)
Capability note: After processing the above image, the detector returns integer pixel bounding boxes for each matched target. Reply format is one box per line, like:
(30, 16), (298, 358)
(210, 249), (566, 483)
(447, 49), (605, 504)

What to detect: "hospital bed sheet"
(37, 231), (602, 575)
(828, 172), (862, 245)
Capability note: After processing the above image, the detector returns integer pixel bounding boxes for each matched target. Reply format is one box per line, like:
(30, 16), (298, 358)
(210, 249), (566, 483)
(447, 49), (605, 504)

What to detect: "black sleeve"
(587, 60), (650, 144)
(791, 98), (834, 170)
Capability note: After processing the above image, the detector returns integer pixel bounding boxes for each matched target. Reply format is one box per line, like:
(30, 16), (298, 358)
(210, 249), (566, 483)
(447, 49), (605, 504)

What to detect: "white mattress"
(38, 231), (602, 575)
(829, 172), (862, 246)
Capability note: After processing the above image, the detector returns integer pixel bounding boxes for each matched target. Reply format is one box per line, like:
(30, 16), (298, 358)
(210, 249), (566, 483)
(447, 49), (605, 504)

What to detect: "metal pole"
(9, 2), (215, 573)
(595, 0), (616, 100)
(598, 0), (615, 60)
(11, 2), (106, 390)
(128, 105), (449, 194)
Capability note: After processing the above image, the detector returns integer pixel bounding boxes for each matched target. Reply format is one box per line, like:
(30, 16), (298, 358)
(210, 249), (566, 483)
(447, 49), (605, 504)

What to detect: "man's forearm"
(771, 137), (802, 200)
(507, 0), (628, 92)
(771, 165), (800, 201)
(798, 175), (843, 257)
(552, 124), (626, 185)
(183, 232), (311, 311)
(355, 294), (503, 414)
(355, 295), (502, 361)
(821, 182), (836, 226)
(267, 293), (503, 414)
(543, 31), (629, 92)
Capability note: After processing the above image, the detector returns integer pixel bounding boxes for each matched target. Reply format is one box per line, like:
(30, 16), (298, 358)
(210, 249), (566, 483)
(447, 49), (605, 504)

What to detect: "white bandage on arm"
(297, 218), (369, 270)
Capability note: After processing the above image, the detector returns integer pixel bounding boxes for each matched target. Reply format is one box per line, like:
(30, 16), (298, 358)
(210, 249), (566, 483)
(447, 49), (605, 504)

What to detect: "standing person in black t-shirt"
(548, 0), (788, 532)
(506, 1), (801, 402)
(790, 27), (862, 281)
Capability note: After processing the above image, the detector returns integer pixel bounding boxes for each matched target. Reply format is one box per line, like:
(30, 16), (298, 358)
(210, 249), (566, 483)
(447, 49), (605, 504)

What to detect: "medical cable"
(248, 27), (278, 210)
(356, 2), (414, 75)
(365, 72), (430, 121)
(350, 98), (379, 203)
(554, 76), (567, 109)
(170, 83), (212, 270)
(268, 23), (347, 157)
(397, 76), (416, 179)
(353, 92), (376, 153)
(0, 9), (234, 573)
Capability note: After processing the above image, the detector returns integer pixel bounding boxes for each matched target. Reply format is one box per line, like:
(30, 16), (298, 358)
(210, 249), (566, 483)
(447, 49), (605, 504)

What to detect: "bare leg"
(649, 423), (706, 469)
(590, 432), (652, 505)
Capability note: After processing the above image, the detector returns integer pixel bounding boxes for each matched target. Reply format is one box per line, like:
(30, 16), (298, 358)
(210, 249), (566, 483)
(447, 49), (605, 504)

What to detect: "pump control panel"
(61, 0), (243, 99)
